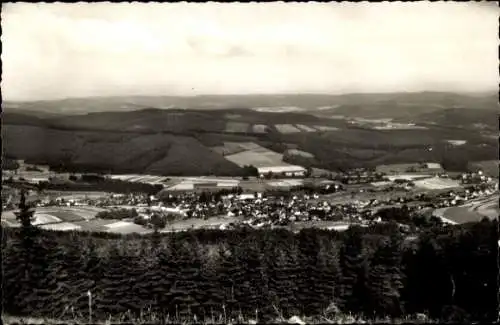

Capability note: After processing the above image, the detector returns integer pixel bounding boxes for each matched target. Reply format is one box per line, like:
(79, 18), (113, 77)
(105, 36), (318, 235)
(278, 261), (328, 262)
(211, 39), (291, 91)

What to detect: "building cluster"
(460, 170), (492, 185)
(336, 169), (386, 185)
(131, 181), (496, 230)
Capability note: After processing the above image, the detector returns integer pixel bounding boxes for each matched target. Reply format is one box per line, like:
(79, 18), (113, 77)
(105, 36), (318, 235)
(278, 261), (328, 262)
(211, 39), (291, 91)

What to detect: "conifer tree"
(367, 233), (404, 317)
(338, 226), (369, 315)
(7, 189), (43, 314)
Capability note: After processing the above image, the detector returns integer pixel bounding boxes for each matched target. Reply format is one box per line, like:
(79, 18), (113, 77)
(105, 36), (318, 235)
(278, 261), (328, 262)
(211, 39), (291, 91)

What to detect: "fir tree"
(367, 233), (404, 317)
(338, 226), (369, 315)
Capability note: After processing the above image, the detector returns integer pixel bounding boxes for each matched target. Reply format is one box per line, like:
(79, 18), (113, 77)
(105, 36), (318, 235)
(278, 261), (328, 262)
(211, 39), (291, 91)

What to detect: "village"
(2, 159), (498, 235)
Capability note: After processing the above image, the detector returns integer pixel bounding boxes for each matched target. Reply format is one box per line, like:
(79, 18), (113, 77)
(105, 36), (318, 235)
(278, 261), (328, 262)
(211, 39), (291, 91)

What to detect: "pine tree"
(195, 249), (224, 320)
(165, 238), (202, 318)
(216, 242), (245, 318)
(238, 234), (268, 316)
(367, 232), (404, 318)
(316, 235), (342, 315)
(265, 235), (300, 319)
(97, 244), (132, 316)
(15, 189), (36, 229)
(7, 189), (46, 315)
(338, 226), (369, 315)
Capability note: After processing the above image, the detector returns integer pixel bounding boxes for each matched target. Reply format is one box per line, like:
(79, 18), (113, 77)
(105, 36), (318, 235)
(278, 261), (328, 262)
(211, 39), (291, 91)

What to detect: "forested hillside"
(2, 219), (497, 323)
(3, 105), (497, 175)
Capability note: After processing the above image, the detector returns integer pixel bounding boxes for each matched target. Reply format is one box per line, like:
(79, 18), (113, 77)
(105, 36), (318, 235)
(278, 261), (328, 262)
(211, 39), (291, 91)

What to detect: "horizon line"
(3, 89), (498, 102)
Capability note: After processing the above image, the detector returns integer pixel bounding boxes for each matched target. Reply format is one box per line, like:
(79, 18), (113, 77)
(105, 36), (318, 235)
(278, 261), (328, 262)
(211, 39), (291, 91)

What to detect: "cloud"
(1, 2), (498, 100)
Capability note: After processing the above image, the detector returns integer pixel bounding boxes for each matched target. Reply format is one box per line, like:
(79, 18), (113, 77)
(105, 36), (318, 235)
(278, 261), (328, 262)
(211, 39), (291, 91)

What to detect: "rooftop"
(258, 165), (306, 174)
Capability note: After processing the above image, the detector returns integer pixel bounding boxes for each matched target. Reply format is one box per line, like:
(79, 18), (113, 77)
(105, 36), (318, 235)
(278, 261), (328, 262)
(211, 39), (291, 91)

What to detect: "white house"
(257, 165), (307, 178)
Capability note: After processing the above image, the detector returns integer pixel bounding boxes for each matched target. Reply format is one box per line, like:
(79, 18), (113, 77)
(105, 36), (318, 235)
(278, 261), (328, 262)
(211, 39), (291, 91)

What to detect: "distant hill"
(409, 107), (498, 130)
(3, 91), (497, 115)
(2, 92), (497, 175)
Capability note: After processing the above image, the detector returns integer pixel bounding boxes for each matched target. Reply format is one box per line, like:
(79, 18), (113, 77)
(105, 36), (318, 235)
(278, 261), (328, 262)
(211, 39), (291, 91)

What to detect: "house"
(425, 162), (442, 169)
(257, 165), (307, 178)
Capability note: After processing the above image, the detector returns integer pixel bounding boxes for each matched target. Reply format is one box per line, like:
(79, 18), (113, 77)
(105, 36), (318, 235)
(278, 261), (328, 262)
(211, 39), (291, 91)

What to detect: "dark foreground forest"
(2, 219), (498, 323)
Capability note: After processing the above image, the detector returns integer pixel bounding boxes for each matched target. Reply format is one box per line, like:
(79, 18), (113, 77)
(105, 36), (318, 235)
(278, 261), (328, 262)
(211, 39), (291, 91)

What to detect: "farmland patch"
(225, 150), (284, 168)
(104, 221), (149, 234)
(443, 207), (484, 224)
(47, 210), (86, 222)
(275, 124), (302, 134)
(446, 139), (467, 146)
(252, 106), (304, 113)
(33, 213), (62, 225)
(413, 177), (461, 190)
(224, 122), (250, 133)
(314, 125), (339, 131)
(40, 222), (82, 231)
(295, 124), (316, 132)
(223, 143), (288, 168)
(252, 124), (269, 134)
(385, 174), (432, 181)
(268, 179), (304, 187)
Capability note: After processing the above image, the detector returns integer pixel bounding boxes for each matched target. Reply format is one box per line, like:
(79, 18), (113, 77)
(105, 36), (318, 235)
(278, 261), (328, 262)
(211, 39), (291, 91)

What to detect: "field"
(372, 123), (428, 130)
(104, 221), (150, 234)
(432, 195), (499, 224)
(223, 143), (288, 168)
(413, 177), (461, 190)
(0, 203), (157, 234)
(267, 179), (304, 188)
(108, 174), (168, 184)
(40, 222), (83, 231)
(161, 216), (237, 232)
(313, 125), (339, 131)
(164, 177), (241, 192)
(252, 124), (269, 134)
(465, 195), (499, 219)
(386, 174), (432, 181)
(275, 124), (302, 134)
(1, 206), (105, 228)
(251, 106), (304, 113)
(224, 121), (250, 133)
(295, 124), (317, 132)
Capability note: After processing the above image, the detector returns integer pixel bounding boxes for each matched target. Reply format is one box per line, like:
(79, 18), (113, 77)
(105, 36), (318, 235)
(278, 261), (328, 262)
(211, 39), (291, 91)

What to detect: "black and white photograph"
(1, 2), (499, 324)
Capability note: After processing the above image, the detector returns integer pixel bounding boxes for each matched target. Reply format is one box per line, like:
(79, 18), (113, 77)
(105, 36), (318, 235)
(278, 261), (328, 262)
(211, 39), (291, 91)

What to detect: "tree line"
(2, 195), (497, 323)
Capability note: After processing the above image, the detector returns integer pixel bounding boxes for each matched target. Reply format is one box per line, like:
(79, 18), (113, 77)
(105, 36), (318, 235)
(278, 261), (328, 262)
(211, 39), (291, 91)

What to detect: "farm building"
(193, 182), (239, 192)
(24, 176), (50, 184)
(257, 165), (307, 178)
(424, 162), (444, 171)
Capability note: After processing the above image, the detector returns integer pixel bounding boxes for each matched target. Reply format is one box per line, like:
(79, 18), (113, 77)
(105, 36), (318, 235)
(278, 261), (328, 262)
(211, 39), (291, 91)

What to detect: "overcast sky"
(2, 2), (498, 101)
